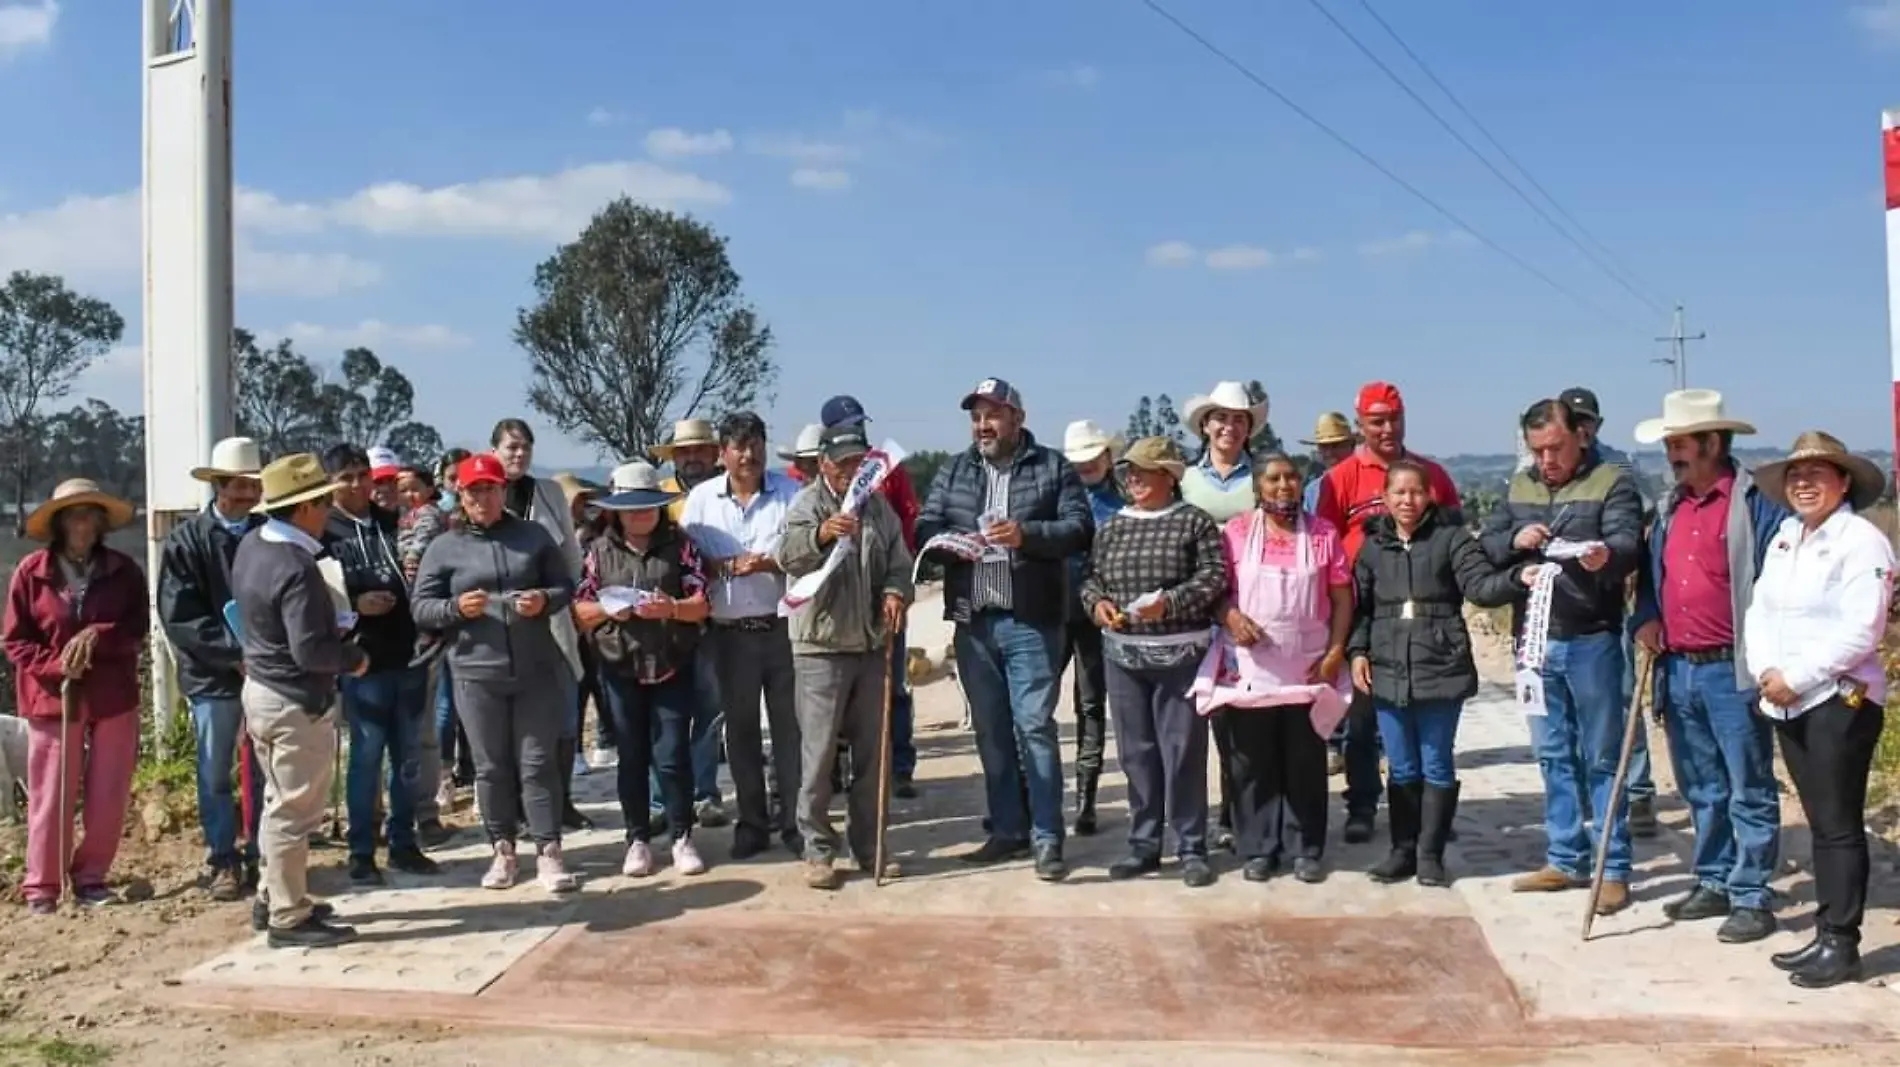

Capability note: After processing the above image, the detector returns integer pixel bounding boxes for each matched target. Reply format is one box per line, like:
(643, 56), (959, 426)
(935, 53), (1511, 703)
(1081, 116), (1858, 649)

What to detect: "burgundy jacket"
(3, 546), (149, 722)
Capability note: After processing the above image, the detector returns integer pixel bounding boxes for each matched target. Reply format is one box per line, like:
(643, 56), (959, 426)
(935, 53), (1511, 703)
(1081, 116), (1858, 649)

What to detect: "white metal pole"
(1883, 109), (1900, 513)
(199, 0), (234, 439)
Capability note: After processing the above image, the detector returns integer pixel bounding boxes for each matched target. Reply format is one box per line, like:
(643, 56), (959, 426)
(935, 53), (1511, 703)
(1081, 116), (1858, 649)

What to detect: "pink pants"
(25, 712), (140, 904)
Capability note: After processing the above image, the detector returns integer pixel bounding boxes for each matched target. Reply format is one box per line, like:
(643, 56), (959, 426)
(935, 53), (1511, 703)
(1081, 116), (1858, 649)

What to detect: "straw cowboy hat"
(23, 478), (136, 542)
(777, 424), (825, 462)
(650, 418), (717, 461)
(1300, 411), (1356, 447)
(189, 437), (264, 483)
(251, 453), (339, 515)
(1119, 436), (1188, 481)
(1063, 420), (1123, 464)
(1752, 431), (1889, 513)
(1181, 381), (1267, 437)
(597, 461), (680, 512)
(549, 472), (601, 506)
(1632, 389), (1757, 445)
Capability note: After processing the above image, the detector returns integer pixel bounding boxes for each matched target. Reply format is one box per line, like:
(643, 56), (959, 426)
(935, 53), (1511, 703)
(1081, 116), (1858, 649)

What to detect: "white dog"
(0, 715), (27, 823)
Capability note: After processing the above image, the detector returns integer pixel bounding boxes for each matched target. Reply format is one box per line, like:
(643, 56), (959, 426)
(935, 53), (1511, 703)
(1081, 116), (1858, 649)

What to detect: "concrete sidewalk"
(161, 596), (1900, 1061)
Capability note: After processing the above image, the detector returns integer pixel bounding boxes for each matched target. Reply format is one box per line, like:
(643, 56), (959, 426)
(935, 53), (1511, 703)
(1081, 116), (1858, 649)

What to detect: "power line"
(1137, 0), (1649, 337)
(1302, 0), (1668, 319)
(1348, 0), (1668, 311)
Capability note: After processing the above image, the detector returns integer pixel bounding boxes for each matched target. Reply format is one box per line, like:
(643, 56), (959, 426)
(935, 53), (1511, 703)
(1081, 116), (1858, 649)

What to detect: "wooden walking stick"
(873, 632), (897, 886)
(57, 677), (77, 908)
(1582, 645), (1656, 940)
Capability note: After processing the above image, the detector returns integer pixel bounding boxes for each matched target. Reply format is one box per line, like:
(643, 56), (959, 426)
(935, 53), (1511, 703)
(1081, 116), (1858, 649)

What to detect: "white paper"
(1515, 667), (1547, 718)
(1543, 538), (1603, 562)
(597, 585), (656, 617)
(978, 508), (1010, 563)
(1127, 590), (1165, 613)
(335, 610), (359, 632)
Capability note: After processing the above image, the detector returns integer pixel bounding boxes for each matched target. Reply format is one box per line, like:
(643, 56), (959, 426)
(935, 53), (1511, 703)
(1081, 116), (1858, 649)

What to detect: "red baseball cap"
(457, 453), (507, 488)
(1356, 381), (1404, 417)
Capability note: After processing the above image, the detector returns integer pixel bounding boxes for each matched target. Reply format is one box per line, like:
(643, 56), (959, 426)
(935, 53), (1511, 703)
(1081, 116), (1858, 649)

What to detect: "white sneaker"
(622, 840), (655, 877)
(482, 842), (517, 890)
(673, 834), (707, 876)
(589, 746), (617, 770)
(538, 844), (579, 895)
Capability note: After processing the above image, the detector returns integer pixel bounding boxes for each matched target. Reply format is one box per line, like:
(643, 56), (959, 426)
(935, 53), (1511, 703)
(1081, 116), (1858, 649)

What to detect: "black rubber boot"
(1368, 779), (1421, 884)
(1073, 769), (1100, 836)
(1415, 781), (1459, 887)
(558, 738), (593, 831)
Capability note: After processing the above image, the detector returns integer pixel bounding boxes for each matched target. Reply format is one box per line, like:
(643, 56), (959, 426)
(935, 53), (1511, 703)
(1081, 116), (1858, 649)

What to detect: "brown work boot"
(206, 865), (242, 903)
(804, 858), (840, 890)
(1594, 881), (1630, 915)
(1512, 867), (1588, 893)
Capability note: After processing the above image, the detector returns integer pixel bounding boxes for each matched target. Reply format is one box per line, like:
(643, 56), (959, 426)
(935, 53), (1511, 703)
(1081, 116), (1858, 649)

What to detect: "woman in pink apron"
(1191, 453), (1351, 884)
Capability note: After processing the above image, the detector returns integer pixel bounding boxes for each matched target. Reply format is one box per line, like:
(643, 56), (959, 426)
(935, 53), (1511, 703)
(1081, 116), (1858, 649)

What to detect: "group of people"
(2, 373), (1892, 990)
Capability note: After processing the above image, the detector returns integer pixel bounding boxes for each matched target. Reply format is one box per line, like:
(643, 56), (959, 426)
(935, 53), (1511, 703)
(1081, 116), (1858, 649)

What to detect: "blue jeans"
(649, 647), (724, 811)
(1659, 655), (1781, 911)
(603, 668), (695, 842)
(340, 666), (429, 857)
(1621, 629), (1654, 801)
(1373, 698), (1462, 788)
(1537, 633), (1631, 880)
(191, 696), (263, 870)
(955, 613), (1065, 848)
(890, 625), (917, 779)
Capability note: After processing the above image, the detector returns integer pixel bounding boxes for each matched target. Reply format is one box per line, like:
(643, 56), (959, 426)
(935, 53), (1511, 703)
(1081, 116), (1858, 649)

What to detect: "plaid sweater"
(1079, 503), (1229, 636)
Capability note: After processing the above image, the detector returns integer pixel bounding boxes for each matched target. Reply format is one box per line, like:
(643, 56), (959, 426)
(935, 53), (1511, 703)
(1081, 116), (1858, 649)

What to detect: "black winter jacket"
(322, 505), (418, 675)
(1478, 453), (1644, 639)
(1348, 510), (1521, 708)
(157, 507), (264, 700)
(915, 430), (1092, 627)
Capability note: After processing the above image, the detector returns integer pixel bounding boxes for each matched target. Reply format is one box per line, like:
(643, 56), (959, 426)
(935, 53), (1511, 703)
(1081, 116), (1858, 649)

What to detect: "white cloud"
(328, 162), (730, 239)
(644, 127), (734, 159)
(1047, 63), (1100, 89)
(0, 0), (57, 61)
(1204, 245), (1274, 271)
(1356, 229), (1472, 257)
(265, 320), (468, 352)
(236, 244), (382, 297)
(1145, 241), (1197, 267)
(586, 106), (620, 127)
(1852, 0), (1900, 46)
(745, 133), (860, 166)
(68, 342), (142, 412)
(789, 168), (852, 192)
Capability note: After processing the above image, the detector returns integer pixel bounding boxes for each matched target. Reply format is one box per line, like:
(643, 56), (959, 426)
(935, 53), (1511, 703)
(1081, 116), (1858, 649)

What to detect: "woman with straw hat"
(3, 478), (147, 915)
(573, 461), (713, 878)
(1743, 431), (1896, 989)
(1080, 437), (1230, 888)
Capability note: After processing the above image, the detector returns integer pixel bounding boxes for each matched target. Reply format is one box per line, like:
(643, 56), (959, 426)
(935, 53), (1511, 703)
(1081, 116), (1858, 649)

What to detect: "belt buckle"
(1400, 600), (1415, 621)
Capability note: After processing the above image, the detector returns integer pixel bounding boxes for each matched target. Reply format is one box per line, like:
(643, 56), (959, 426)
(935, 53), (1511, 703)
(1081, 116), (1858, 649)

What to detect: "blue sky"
(3, 0), (1899, 468)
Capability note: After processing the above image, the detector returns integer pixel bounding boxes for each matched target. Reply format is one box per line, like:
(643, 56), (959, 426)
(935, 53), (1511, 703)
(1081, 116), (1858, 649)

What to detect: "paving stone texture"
(167, 596), (1900, 1055)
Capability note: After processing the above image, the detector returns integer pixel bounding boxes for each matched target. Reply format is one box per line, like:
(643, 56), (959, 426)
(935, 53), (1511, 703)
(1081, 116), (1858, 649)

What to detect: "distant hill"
(1435, 447), (1895, 499)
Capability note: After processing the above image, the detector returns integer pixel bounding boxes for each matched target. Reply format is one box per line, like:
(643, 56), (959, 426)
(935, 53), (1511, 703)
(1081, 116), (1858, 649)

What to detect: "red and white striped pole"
(1885, 110), (1900, 487)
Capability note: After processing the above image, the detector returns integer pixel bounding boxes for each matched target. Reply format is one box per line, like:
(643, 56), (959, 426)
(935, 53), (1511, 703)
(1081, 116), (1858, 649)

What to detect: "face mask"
(1261, 499), (1300, 521)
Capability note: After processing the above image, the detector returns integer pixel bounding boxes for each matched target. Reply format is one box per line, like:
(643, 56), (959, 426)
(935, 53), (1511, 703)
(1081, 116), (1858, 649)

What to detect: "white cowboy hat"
(597, 460), (681, 511)
(650, 418), (718, 461)
(189, 436), (263, 483)
(1062, 419), (1123, 464)
(23, 478), (137, 542)
(1181, 381), (1267, 437)
(1632, 389), (1756, 445)
(776, 424), (825, 462)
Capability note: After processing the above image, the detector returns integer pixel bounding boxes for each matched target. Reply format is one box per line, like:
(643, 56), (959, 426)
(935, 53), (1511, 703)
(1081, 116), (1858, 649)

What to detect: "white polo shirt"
(1743, 507), (1895, 720)
(681, 470), (797, 620)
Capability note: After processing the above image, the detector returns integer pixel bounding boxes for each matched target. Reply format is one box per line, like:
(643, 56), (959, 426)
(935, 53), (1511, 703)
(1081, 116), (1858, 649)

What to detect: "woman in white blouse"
(1743, 431), (1895, 990)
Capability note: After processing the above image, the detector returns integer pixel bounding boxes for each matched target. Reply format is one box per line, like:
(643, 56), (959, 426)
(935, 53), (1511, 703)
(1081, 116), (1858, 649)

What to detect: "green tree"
(902, 449), (953, 498)
(1243, 379), (1283, 456)
(515, 197), (776, 460)
(0, 271), (125, 533)
(45, 399), (145, 501)
(234, 328), (445, 461)
(1125, 394), (1187, 448)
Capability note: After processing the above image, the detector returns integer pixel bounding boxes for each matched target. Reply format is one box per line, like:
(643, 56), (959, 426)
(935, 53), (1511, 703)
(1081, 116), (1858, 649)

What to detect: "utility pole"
(1651, 303), (1706, 391)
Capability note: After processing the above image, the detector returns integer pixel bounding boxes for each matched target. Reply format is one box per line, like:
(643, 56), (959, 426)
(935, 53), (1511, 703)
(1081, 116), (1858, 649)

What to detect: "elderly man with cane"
(777, 424), (914, 889)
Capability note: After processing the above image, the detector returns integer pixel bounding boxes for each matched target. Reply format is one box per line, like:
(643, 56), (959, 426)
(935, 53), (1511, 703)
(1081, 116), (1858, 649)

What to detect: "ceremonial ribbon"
(780, 446), (902, 614)
(1513, 538), (1604, 715)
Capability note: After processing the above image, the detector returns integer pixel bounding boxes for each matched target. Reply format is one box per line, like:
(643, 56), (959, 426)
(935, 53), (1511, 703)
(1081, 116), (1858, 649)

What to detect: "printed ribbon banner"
(779, 444), (906, 615)
(1513, 539), (1606, 717)
(912, 531), (987, 584)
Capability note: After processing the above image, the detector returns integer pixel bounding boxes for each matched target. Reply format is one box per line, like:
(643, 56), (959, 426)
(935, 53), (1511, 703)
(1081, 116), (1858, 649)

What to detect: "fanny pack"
(1103, 629), (1211, 673)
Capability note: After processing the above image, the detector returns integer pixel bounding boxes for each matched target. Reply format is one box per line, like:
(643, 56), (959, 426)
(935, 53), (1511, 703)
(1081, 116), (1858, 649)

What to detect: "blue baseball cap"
(821, 395), (869, 427)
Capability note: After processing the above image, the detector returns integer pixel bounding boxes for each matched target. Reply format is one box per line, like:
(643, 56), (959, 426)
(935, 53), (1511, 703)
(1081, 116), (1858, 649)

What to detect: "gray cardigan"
(412, 515), (575, 684)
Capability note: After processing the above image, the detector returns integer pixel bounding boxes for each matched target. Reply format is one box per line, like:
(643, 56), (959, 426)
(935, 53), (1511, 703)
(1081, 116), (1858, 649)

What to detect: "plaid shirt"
(1079, 502), (1229, 637)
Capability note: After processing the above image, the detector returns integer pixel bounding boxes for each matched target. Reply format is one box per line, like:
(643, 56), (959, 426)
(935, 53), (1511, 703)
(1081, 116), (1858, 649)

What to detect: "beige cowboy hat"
(1118, 436), (1188, 481)
(650, 418), (717, 461)
(1300, 411), (1356, 447)
(1181, 381), (1267, 437)
(24, 478), (136, 542)
(189, 436), (264, 482)
(1062, 419), (1123, 464)
(1752, 431), (1889, 513)
(1631, 389), (1757, 445)
(549, 472), (602, 506)
(251, 453), (339, 515)
(777, 424), (825, 462)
